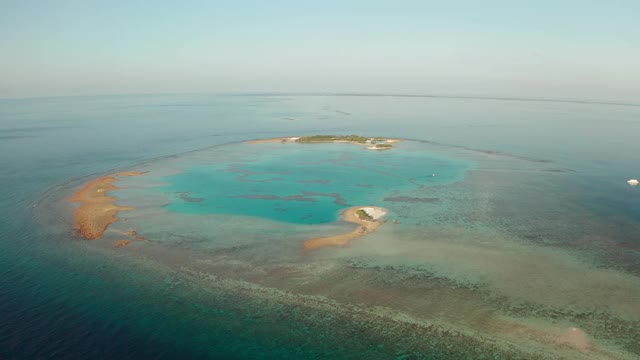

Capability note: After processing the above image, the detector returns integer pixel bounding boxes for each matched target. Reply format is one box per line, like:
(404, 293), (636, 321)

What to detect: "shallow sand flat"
(303, 206), (386, 250)
(67, 171), (144, 239)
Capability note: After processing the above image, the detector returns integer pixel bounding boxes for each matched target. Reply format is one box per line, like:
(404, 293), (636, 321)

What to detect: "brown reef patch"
(67, 171), (144, 239)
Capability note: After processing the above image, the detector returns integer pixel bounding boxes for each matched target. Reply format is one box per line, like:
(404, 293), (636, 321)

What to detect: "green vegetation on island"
(355, 209), (374, 221)
(295, 135), (398, 149)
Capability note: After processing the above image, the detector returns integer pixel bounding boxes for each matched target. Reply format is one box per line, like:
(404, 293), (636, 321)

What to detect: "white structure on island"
(628, 179), (639, 186)
(359, 207), (387, 220)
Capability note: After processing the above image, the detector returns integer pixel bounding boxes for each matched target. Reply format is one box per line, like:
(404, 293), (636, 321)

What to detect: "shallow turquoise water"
(161, 142), (472, 224)
(1, 94), (640, 359)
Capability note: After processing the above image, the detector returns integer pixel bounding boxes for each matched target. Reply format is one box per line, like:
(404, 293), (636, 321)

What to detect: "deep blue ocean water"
(1, 94), (640, 359)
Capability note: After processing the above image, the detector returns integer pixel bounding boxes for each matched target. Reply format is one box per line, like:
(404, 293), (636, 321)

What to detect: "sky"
(1, 0), (639, 102)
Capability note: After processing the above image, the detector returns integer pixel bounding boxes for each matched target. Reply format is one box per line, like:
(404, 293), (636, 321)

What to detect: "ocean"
(1, 94), (639, 359)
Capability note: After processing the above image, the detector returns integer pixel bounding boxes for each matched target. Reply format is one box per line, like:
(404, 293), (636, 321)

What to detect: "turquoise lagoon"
(2, 95), (640, 359)
(157, 141), (472, 224)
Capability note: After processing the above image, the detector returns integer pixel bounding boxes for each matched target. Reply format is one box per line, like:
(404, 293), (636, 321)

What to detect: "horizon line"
(1, 91), (638, 108)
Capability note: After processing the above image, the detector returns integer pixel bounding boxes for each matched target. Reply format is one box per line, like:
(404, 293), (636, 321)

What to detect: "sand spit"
(246, 137), (300, 144)
(304, 206), (387, 250)
(67, 171), (144, 239)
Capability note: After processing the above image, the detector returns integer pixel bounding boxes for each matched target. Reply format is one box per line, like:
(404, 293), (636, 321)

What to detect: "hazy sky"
(1, 0), (639, 101)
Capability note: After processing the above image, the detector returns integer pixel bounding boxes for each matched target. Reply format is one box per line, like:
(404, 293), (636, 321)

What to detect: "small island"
(303, 206), (387, 250)
(248, 135), (401, 150)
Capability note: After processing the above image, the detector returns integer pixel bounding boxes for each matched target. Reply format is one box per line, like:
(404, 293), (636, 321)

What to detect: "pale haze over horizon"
(1, 0), (639, 103)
